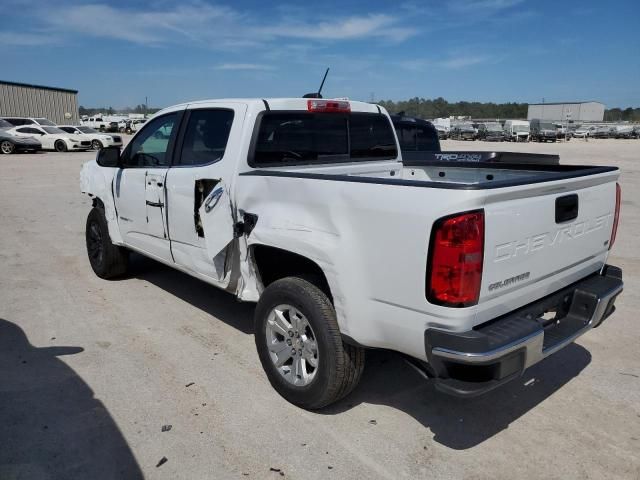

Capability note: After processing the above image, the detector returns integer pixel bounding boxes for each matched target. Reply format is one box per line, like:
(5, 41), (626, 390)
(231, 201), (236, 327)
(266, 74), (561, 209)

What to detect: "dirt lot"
(1, 138), (639, 479)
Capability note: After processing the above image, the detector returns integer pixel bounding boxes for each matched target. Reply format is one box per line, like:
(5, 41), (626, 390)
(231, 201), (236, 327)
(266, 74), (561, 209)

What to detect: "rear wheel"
(255, 277), (365, 410)
(0, 140), (15, 154)
(85, 207), (128, 279)
(54, 140), (67, 152)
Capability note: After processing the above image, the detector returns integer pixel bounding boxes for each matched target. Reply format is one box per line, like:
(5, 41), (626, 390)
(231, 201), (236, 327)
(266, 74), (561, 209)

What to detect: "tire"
(255, 277), (365, 410)
(0, 140), (15, 154)
(91, 139), (103, 150)
(54, 140), (67, 152)
(85, 207), (128, 279)
(125, 127), (132, 135)
(99, 125), (105, 132)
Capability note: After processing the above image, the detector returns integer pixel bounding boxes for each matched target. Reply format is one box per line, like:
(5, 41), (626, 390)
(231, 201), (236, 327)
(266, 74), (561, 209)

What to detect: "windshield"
(36, 118), (56, 126)
(78, 126), (98, 134)
(42, 126), (66, 135)
(486, 123), (502, 132)
(252, 112), (398, 166)
(513, 125), (529, 132)
(540, 123), (555, 130)
(459, 123), (474, 130)
(0, 119), (12, 130)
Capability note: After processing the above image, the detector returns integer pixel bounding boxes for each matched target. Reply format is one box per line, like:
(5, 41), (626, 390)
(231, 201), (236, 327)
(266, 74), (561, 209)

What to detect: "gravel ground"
(0, 138), (639, 479)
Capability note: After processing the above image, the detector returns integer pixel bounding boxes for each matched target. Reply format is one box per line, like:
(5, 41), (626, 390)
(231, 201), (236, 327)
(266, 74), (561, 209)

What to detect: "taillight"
(609, 182), (621, 250)
(427, 210), (484, 307)
(307, 99), (350, 113)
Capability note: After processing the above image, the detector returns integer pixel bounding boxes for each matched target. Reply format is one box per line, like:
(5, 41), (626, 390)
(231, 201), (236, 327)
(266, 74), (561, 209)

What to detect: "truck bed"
(243, 160), (617, 190)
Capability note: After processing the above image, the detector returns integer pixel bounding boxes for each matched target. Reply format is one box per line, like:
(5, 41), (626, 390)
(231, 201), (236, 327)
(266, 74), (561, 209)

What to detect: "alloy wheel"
(1, 140), (14, 154)
(265, 304), (319, 387)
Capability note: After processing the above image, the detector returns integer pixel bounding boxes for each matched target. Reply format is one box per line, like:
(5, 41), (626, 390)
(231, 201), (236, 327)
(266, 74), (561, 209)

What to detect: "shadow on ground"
(0, 319), (143, 480)
(129, 253), (254, 334)
(322, 344), (591, 449)
(128, 255), (592, 450)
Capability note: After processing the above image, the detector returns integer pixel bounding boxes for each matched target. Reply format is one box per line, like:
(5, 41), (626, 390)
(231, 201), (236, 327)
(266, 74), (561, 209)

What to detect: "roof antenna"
(303, 68), (329, 99)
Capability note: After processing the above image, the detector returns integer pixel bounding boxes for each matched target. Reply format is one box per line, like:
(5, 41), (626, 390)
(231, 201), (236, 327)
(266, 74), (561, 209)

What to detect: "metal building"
(527, 101), (605, 122)
(0, 80), (79, 125)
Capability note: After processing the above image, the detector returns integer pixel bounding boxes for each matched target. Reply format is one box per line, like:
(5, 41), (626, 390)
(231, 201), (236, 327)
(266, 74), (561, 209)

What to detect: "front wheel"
(86, 207), (128, 279)
(91, 139), (103, 150)
(255, 277), (365, 410)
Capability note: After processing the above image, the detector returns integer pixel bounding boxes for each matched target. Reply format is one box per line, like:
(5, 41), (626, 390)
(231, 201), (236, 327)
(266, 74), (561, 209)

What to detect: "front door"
(114, 111), (182, 262)
(165, 105), (245, 285)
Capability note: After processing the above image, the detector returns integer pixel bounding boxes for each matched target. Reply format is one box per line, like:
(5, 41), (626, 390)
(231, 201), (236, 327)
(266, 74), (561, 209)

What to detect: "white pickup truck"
(80, 98), (623, 409)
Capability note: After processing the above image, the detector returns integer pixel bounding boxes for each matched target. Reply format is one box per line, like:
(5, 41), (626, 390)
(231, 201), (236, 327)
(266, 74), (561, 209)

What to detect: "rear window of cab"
(250, 112), (398, 166)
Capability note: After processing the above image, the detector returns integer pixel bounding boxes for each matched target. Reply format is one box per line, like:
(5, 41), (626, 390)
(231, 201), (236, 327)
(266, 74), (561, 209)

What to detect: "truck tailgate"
(479, 172), (618, 310)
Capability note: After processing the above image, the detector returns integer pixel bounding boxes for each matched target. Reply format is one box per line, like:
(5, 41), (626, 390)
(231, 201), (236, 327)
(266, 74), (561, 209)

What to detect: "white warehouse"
(527, 102), (605, 122)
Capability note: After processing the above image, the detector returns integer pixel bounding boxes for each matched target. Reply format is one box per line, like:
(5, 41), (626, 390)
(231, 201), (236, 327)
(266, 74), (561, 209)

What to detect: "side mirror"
(96, 146), (121, 168)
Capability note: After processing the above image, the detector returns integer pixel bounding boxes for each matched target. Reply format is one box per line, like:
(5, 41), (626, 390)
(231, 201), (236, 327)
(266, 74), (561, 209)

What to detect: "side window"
(122, 113), (178, 168)
(177, 109), (234, 166)
(18, 127), (42, 135)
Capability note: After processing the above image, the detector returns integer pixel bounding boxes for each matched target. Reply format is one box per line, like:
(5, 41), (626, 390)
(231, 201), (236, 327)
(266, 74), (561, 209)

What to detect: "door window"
(17, 127), (44, 135)
(122, 113), (178, 167)
(177, 109), (234, 166)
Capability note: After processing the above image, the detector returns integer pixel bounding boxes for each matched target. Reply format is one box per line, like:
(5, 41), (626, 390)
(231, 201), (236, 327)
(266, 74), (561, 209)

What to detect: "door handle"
(146, 200), (164, 208)
(204, 187), (224, 213)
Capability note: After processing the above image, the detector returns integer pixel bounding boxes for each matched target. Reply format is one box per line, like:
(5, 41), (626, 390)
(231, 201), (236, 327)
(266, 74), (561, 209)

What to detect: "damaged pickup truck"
(81, 98), (623, 409)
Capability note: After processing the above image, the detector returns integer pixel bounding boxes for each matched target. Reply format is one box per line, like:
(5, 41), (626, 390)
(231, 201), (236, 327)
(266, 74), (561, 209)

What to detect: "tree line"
(79, 99), (640, 122)
(378, 97), (640, 122)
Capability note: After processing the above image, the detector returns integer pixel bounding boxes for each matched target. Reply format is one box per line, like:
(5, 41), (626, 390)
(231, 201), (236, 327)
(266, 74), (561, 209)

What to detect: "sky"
(2, 0), (639, 109)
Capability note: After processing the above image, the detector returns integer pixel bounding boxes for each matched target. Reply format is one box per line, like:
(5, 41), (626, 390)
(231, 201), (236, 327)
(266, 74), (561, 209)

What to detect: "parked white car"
(573, 125), (596, 138)
(80, 97), (623, 409)
(1, 116), (57, 127)
(8, 125), (92, 152)
(124, 119), (147, 134)
(58, 125), (123, 150)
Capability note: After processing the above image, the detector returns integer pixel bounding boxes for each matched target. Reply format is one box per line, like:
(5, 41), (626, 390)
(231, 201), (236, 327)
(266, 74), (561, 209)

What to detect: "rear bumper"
(424, 265), (623, 397)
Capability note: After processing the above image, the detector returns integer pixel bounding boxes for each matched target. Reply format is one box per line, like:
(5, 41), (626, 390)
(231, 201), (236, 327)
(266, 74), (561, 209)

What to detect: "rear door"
(165, 103), (246, 284)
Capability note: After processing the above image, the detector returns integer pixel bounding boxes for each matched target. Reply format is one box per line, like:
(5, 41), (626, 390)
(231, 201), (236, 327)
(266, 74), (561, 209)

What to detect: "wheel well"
(252, 245), (332, 301)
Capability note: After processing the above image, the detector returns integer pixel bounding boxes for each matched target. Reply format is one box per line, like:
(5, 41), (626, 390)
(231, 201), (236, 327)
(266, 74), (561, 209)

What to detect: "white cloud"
(398, 54), (495, 70)
(41, 3), (239, 45)
(28, 2), (414, 47)
(263, 14), (416, 42)
(215, 63), (274, 71)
